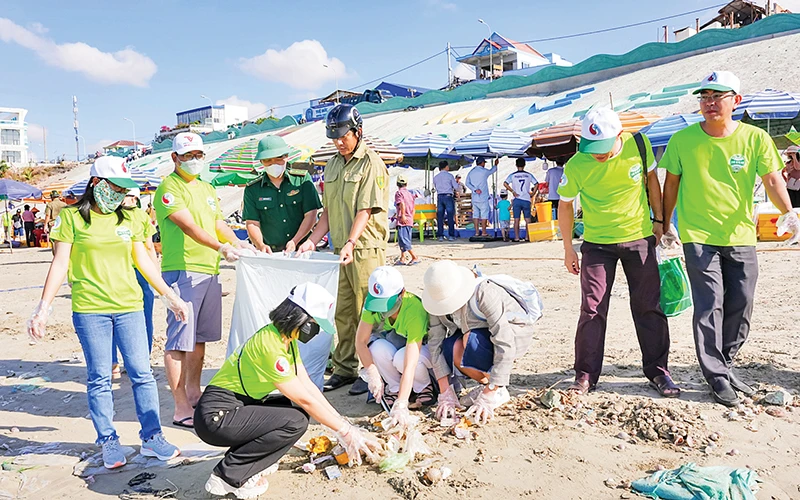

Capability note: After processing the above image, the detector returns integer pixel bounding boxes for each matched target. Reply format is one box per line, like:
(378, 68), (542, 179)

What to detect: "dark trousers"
(683, 243), (758, 383)
(575, 236), (670, 386)
(789, 189), (800, 208)
(194, 386), (308, 488)
(24, 221), (34, 247)
(550, 200), (559, 220)
(436, 194), (456, 237)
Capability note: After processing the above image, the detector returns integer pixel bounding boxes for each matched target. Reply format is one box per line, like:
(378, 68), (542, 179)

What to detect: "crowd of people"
(18, 70), (800, 499)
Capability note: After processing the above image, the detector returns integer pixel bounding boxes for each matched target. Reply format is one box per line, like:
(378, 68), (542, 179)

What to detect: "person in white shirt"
(503, 158), (538, 242)
(466, 158), (498, 237)
(545, 159), (565, 220)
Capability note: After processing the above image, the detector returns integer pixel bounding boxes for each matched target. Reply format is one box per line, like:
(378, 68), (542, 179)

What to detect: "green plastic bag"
(658, 256), (692, 317)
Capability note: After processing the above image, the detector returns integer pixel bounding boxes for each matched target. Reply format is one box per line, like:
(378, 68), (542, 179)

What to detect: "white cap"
(579, 107), (622, 154)
(365, 266), (405, 312)
(127, 187), (141, 198)
(693, 71), (741, 95)
(288, 283), (336, 334)
(89, 156), (139, 189)
(172, 132), (204, 155)
(500, 188), (508, 195)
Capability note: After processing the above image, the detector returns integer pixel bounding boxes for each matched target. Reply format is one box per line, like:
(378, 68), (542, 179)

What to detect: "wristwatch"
(487, 383), (501, 391)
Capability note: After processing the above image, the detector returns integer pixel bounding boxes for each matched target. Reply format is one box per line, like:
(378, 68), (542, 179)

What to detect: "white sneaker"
(205, 464), (278, 499)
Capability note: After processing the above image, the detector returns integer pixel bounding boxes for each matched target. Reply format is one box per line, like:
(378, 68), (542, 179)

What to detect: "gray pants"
(683, 244), (758, 383)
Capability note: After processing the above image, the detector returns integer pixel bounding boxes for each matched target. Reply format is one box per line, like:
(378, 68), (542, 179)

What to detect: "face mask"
(180, 158), (204, 176)
(265, 161), (286, 178)
(298, 320), (321, 344)
(94, 180), (127, 214)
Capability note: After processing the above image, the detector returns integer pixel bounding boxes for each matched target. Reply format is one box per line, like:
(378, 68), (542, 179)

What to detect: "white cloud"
(0, 18), (157, 87)
(425, 0), (457, 11)
(238, 40), (348, 90)
(216, 96), (268, 120)
(29, 22), (48, 34)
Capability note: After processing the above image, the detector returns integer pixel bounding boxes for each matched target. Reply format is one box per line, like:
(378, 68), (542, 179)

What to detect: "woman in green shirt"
(27, 157), (190, 470)
(195, 283), (380, 499)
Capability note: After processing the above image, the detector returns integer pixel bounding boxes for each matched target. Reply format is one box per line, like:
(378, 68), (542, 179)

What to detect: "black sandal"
(414, 384), (437, 407)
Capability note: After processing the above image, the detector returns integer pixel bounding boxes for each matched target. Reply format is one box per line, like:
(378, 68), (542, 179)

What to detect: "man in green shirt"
(662, 71), (800, 407)
(243, 136), (321, 253)
(154, 132), (254, 428)
(558, 107), (679, 398)
(299, 104), (389, 395)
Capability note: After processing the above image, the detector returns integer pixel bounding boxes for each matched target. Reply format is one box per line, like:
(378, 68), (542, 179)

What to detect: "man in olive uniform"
(299, 104), (389, 394)
(243, 136), (321, 253)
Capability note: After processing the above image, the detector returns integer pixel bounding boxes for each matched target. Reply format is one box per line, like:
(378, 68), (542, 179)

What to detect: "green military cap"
(256, 135), (291, 160)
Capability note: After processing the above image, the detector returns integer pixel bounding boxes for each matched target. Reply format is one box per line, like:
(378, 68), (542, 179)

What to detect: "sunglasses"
(178, 152), (205, 160)
(696, 93), (735, 103)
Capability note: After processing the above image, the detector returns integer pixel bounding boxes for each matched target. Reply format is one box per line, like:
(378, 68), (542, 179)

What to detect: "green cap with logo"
(255, 135), (291, 161)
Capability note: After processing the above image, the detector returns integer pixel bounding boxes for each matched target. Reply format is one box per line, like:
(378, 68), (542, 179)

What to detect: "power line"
(348, 49), (448, 90)
(450, 2), (727, 49)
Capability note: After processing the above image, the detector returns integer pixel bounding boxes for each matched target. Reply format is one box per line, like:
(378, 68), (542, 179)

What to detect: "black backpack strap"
(633, 132), (652, 216)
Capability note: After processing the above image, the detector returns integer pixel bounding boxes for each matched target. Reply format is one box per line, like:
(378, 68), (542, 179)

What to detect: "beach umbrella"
(638, 114), (705, 148)
(618, 110), (662, 133)
(0, 179), (41, 252)
(527, 119), (582, 161)
(732, 89), (800, 136)
(40, 180), (76, 197)
(64, 179), (89, 198)
(397, 133), (469, 190)
(210, 138), (312, 173)
(209, 171), (259, 187)
(312, 136), (404, 166)
(130, 166), (162, 192)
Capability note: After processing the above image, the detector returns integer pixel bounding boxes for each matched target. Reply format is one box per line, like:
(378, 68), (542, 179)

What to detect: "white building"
(0, 107), (28, 167)
(175, 104), (248, 132)
(456, 33), (572, 80)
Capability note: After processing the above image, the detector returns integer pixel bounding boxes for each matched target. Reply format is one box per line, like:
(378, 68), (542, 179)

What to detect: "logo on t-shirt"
(629, 164), (643, 183)
(52, 215), (62, 230)
(115, 226), (133, 242)
(207, 197), (217, 211)
(162, 192), (175, 206)
(729, 154), (747, 173)
(559, 173), (568, 187)
(275, 357), (291, 376)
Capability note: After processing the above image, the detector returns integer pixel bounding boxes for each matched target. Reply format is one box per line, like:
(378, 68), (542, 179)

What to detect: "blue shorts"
(441, 328), (494, 374)
(397, 225), (413, 252)
(512, 198), (532, 219)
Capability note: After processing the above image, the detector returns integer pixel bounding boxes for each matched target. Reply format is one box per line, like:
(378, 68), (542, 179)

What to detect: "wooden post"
(663, 25), (668, 42)
(609, 92), (614, 110)
(696, 17), (700, 33)
(730, 11), (734, 28)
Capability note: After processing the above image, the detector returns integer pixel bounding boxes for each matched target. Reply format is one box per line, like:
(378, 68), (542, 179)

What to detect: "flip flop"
(172, 417), (194, 429)
(393, 261), (407, 266)
(649, 375), (681, 399)
(408, 260), (421, 266)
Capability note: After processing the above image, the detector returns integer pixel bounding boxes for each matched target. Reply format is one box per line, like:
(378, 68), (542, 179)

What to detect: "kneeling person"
(422, 260), (535, 425)
(195, 283), (379, 499)
(357, 267), (434, 431)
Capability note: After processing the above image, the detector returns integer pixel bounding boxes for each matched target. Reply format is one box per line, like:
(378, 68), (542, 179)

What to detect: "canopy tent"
(397, 132), (470, 191)
(311, 136), (404, 166)
(732, 89), (800, 136)
(638, 113), (705, 149)
(1, 179), (42, 252)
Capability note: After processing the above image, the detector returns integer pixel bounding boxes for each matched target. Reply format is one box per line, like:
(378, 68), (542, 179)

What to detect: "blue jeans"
(73, 310), (162, 444)
(437, 194), (456, 237)
(112, 269), (154, 365)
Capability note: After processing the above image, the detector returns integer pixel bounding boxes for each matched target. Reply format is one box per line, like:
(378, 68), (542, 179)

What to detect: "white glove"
(218, 243), (243, 262)
(359, 365), (384, 403)
(465, 389), (502, 425)
(777, 211), (800, 245)
(235, 240), (258, 256)
(660, 225), (681, 249)
(27, 300), (52, 342)
(161, 289), (189, 323)
(296, 239), (316, 254)
(386, 400), (419, 432)
(435, 385), (464, 422)
(335, 422), (380, 467)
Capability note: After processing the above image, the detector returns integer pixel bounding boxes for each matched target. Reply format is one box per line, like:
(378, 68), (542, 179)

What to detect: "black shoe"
(729, 372), (755, 396)
(323, 374), (357, 392)
(710, 378), (741, 407)
(348, 377), (369, 396)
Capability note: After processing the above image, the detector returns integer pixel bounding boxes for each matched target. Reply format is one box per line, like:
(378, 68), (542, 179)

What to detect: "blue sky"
(0, 0), (724, 161)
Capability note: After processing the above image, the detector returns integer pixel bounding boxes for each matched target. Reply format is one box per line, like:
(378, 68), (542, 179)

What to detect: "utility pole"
(73, 96), (79, 162)
(446, 42), (453, 88)
(663, 25), (668, 43)
(696, 17), (700, 33)
(43, 127), (47, 163)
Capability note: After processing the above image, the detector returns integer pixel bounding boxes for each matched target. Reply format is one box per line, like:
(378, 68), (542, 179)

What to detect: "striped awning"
(39, 180), (77, 196)
(312, 136), (404, 166)
(618, 111), (662, 133)
(210, 138), (313, 172)
(638, 114), (705, 148)
(397, 132), (455, 158)
(449, 125), (531, 157)
(733, 89), (800, 121)
(531, 120), (582, 148)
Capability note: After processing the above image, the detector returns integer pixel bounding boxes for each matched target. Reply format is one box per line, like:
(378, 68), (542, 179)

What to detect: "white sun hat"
(421, 260), (478, 316)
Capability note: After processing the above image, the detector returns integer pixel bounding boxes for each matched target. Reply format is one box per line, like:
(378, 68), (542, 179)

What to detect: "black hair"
(75, 178), (129, 225)
(24, 205), (30, 210)
(515, 158), (526, 168)
(438, 160), (449, 170)
(397, 180), (407, 187)
(269, 295), (312, 338)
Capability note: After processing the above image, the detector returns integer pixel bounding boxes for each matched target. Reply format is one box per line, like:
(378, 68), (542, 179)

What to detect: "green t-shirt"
(50, 207), (144, 314)
(209, 323), (303, 399)
(154, 172), (223, 274)
(660, 122), (782, 246)
(360, 292), (428, 344)
(558, 132), (655, 244)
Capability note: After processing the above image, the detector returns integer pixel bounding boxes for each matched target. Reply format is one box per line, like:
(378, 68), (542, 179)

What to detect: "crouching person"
(195, 283), (380, 499)
(422, 260), (536, 425)
(357, 267), (434, 431)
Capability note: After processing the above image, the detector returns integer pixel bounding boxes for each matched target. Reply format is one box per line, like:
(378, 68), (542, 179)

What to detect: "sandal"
(382, 391), (398, 408)
(649, 375), (681, 399)
(111, 364), (121, 380)
(567, 378), (593, 395)
(414, 384), (437, 407)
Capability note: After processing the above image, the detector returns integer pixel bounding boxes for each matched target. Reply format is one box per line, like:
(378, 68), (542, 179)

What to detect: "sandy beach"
(1, 238), (799, 499)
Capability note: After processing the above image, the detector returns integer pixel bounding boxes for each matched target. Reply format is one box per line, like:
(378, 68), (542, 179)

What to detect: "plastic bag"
(657, 252), (692, 318)
(379, 452), (411, 473)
